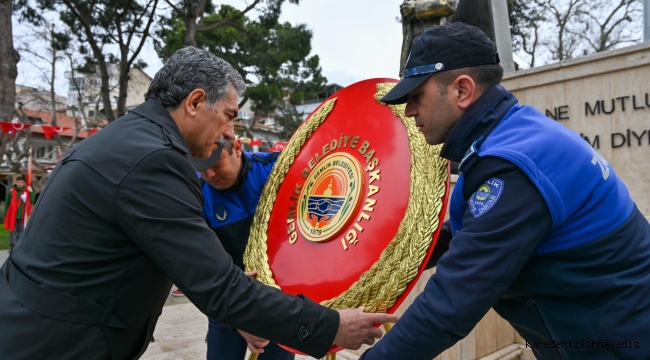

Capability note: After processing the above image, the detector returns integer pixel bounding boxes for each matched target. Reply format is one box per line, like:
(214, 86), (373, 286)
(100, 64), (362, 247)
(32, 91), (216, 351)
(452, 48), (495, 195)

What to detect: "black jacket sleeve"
(361, 156), (552, 360)
(113, 149), (339, 358)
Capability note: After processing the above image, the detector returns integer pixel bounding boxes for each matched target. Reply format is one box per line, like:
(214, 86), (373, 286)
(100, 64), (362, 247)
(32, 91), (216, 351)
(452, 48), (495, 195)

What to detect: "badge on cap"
(469, 178), (504, 218)
(435, 63), (444, 71)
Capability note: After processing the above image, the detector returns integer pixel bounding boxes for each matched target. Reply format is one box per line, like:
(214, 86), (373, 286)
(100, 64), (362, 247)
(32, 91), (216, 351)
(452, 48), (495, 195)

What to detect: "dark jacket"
(0, 100), (338, 360)
(201, 151), (279, 270)
(361, 85), (650, 359)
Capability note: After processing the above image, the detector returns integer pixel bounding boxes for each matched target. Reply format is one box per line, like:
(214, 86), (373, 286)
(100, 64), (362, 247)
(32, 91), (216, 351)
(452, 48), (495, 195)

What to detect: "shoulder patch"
(468, 178), (504, 218)
(252, 152), (280, 164)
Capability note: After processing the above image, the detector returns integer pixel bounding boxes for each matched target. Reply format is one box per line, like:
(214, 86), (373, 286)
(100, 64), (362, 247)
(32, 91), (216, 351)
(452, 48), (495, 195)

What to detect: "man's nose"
(405, 101), (417, 117)
(223, 128), (235, 141)
(204, 168), (216, 179)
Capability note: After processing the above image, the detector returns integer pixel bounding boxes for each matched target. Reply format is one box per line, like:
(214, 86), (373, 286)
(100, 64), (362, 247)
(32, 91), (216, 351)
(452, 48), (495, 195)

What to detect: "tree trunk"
(238, 96), (248, 110)
(183, 15), (198, 46)
(50, 40), (58, 126)
(77, 18), (116, 122)
(96, 56), (116, 122)
(0, 0), (20, 122)
(116, 61), (130, 118)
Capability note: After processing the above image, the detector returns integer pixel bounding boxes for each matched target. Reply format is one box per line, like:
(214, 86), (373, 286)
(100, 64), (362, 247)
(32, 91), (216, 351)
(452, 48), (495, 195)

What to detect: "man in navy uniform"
(361, 23), (650, 359)
(195, 138), (294, 360)
(0, 46), (396, 359)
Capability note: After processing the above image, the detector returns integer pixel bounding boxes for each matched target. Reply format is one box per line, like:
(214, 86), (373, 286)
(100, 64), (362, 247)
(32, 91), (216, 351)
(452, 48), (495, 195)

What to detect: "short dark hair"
(15, 175), (25, 182)
(432, 64), (504, 94)
(222, 140), (234, 156)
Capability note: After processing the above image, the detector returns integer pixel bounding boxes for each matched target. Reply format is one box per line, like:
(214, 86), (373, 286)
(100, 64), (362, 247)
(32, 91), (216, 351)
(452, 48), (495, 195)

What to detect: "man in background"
(4, 175), (34, 248)
(195, 139), (293, 359)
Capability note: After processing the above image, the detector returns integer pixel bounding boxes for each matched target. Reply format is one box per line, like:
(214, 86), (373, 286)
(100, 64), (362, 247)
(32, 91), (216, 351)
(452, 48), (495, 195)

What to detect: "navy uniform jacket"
(201, 151), (278, 270)
(0, 100), (338, 359)
(361, 85), (650, 359)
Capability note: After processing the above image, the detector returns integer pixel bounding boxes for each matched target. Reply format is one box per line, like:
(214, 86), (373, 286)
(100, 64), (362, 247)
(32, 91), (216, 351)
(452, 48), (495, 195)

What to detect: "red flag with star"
(41, 125), (70, 139)
(0, 122), (32, 134)
(23, 153), (33, 226)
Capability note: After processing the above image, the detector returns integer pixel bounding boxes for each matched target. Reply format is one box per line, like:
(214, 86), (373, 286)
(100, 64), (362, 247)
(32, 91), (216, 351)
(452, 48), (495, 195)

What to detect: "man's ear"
(452, 75), (477, 111)
(184, 89), (207, 117)
(233, 139), (243, 157)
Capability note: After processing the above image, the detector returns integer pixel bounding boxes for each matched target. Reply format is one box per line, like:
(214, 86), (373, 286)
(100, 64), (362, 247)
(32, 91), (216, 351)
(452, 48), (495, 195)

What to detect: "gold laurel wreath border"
(244, 98), (338, 289)
(244, 83), (449, 313)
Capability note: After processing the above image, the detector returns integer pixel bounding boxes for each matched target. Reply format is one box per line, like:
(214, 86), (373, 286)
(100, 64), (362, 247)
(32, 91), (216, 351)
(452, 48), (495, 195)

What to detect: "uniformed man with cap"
(193, 139), (295, 359)
(361, 22), (650, 359)
(0, 46), (396, 359)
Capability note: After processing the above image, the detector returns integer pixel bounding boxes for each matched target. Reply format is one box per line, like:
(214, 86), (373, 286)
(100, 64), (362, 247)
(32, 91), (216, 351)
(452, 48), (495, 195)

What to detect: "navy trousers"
(207, 319), (295, 360)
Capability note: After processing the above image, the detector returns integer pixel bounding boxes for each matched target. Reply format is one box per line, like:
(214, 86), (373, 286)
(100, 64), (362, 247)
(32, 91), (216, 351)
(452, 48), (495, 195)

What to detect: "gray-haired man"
(0, 47), (395, 359)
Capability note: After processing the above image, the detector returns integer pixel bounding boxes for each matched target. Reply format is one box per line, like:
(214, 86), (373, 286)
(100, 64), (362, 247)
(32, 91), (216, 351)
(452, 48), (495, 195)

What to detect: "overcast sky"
(135, 0), (408, 85)
(15, 0), (406, 96)
(278, 0), (405, 86)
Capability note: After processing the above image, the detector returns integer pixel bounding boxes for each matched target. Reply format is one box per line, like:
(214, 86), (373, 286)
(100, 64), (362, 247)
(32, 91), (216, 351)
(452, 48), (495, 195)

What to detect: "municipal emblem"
(469, 178), (504, 218)
(298, 153), (363, 242)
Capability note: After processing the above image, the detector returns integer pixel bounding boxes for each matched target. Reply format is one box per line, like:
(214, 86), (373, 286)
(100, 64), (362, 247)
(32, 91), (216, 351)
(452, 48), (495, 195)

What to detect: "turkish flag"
(269, 141), (287, 152)
(0, 122), (32, 134)
(88, 128), (100, 136)
(41, 125), (71, 139)
(250, 139), (263, 146)
(24, 154), (33, 226)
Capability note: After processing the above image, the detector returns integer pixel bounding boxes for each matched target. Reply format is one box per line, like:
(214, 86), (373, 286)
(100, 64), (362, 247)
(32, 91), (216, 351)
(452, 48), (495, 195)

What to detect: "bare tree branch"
(197, 0), (261, 33)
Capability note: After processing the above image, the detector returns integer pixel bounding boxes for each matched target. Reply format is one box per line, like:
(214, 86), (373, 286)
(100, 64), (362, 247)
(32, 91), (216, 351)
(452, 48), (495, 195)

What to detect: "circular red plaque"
(245, 78), (450, 354)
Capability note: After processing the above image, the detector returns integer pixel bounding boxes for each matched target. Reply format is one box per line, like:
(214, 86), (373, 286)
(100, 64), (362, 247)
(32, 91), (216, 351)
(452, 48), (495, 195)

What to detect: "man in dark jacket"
(361, 23), (650, 359)
(0, 46), (395, 360)
(195, 139), (293, 359)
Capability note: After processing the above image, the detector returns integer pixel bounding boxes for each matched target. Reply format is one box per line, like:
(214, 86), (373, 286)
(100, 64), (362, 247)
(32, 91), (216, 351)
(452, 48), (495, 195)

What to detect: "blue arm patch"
(469, 177), (504, 218)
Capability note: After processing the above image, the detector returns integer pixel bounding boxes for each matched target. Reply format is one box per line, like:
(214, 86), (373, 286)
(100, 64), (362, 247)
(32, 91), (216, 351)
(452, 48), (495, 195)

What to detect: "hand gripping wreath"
(244, 78), (449, 323)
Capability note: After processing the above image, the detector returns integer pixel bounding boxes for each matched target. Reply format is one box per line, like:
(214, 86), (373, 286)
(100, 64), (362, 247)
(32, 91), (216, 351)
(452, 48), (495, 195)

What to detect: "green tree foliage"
(156, 1), (326, 120)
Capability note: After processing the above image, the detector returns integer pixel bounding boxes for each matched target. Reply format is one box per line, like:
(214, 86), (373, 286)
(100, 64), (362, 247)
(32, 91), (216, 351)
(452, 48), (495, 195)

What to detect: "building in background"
(235, 84), (344, 151)
(16, 85), (68, 115)
(295, 84), (343, 120)
(13, 84), (90, 167)
(65, 65), (152, 126)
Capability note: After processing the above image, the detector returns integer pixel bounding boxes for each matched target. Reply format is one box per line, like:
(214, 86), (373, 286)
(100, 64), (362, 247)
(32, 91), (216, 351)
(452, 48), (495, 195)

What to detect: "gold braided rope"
(244, 83), (449, 313)
(320, 84), (448, 311)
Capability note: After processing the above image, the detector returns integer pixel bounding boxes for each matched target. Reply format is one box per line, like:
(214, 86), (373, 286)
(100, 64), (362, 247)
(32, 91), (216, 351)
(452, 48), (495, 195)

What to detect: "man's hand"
(238, 330), (269, 354)
(334, 307), (398, 350)
(244, 270), (257, 278)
